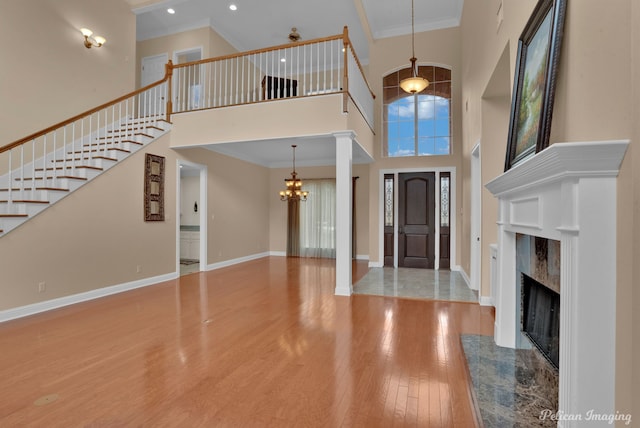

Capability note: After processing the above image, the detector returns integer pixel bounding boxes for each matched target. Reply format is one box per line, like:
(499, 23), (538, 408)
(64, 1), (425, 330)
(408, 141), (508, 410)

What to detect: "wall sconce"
(80, 28), (106, 49)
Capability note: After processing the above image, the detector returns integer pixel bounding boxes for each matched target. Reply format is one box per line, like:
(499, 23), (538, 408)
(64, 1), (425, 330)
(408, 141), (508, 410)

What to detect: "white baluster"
(8, 150), (13, 204)
(31, 139), (35, 193)
(52, 131), (57, 182)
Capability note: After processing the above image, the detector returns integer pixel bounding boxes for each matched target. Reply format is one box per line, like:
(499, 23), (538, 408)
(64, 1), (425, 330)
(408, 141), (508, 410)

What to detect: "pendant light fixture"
(279, 145), (308, 201)
(399, 0), (429, 94)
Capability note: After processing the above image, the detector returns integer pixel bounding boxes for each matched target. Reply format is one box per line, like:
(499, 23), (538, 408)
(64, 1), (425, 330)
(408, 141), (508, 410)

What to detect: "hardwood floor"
(0, 257), (494, 427)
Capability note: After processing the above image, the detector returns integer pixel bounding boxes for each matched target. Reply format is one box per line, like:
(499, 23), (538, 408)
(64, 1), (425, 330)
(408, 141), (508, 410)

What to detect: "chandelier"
(279, 145), (308, 202)
(399, 0), (429, 94)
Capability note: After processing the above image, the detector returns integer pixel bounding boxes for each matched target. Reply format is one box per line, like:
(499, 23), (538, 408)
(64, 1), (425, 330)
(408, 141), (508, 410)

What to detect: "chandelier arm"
(411, 0), (416, 66)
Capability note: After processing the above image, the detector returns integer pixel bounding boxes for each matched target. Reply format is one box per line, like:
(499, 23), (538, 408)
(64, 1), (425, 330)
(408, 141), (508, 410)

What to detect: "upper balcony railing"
(0, 27), (373, 208)
(169, 26), (375, 128)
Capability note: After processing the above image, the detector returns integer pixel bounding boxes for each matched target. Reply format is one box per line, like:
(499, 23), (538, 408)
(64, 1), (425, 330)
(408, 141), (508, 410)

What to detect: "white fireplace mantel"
(486, 140), (628, 427)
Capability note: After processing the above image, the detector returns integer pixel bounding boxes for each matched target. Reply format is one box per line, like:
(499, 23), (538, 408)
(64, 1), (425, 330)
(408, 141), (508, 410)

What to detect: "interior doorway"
(177, 160), (207, 276)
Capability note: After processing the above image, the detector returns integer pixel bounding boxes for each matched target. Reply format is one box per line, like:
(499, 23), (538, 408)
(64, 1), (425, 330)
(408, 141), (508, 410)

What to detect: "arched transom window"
(383, 65), (451, 157)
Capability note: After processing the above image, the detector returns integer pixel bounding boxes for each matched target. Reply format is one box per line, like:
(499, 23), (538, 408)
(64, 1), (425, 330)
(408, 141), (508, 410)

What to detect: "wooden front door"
(398, 172), (435, 269)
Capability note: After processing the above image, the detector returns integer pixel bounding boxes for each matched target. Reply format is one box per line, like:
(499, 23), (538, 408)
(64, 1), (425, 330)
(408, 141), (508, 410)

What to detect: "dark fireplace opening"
(522, 273), (560, 370)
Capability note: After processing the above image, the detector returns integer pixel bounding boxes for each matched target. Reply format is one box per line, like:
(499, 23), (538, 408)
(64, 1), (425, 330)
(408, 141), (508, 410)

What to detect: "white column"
(334, 131), (354, 296)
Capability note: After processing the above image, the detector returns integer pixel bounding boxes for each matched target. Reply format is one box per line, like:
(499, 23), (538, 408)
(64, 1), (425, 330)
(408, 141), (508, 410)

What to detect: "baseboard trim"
(0, 272), (179, 323)
(452, 265), (471, 288)
(269, 251), (287, 257)
(207, 252), (271, 270)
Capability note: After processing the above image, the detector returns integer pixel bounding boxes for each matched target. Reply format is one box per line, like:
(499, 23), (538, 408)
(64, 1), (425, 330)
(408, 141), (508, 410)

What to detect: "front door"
(398, 172), (435, 268)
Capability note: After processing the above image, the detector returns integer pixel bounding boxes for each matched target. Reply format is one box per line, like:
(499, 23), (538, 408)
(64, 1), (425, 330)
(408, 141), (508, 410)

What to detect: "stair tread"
(0, 200), (49, 204)
(68, 147), (131, 154)
(37, 165), (103, 171)
(110, 125), (164, 132)
(15, 176), (88, 181)
(97, 132), (153, 140)
(53, 156), (118, 162)
(84, 140), (143, 147)
(0, 213), (28, 218)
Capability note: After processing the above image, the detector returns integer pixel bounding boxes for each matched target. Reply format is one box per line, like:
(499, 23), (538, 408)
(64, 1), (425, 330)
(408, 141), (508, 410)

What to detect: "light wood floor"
(0, 257), (494, 427)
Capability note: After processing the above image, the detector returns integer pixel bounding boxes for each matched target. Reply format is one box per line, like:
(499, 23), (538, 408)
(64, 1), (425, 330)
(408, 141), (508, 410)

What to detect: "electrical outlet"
(38, 282), (46, 293)
(136, 265), (142, 273)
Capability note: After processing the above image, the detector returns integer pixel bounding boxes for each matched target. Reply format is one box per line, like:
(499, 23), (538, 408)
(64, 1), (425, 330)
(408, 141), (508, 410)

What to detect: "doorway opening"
(177, 160), (207, 276)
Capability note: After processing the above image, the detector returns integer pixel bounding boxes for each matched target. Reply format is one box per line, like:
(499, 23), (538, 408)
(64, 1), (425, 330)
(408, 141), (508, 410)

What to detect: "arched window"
(383, 65), (451, 157)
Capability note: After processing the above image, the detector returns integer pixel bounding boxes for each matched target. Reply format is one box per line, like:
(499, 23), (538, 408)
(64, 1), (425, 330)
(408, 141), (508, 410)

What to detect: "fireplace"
(516, 234), (561, 369)
(486, 140), (628, 427)
(522, 273), (560, 369)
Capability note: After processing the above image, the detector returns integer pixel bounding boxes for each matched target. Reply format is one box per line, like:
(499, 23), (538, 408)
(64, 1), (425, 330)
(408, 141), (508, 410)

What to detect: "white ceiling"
(134, 0), (463, 61)
(133, 0), (463, 168)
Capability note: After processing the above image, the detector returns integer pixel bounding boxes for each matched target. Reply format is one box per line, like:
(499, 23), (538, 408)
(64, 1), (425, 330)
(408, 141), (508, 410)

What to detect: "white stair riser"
(0, 203), (49, 216)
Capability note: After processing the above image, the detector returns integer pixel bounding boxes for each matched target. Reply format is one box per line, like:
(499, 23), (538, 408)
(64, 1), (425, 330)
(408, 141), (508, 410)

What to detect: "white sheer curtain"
(300, 179), (336, 258)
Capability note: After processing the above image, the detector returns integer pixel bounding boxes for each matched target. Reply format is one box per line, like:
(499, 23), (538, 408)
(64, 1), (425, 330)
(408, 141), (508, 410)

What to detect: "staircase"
(0, 117), (171, 237)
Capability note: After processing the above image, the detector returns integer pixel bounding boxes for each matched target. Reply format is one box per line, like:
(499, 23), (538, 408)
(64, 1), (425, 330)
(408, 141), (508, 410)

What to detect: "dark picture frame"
(144, 153), (165, 221)
(504, 0), (567, 171)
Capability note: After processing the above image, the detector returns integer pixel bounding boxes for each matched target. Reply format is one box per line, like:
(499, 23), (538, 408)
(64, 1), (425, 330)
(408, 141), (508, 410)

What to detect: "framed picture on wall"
(504, 0), (567, 171)
(144, 153), (165, 221)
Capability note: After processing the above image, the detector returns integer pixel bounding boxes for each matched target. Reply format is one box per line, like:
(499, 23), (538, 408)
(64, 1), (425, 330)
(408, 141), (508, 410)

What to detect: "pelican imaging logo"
(539, 409), (632, 425)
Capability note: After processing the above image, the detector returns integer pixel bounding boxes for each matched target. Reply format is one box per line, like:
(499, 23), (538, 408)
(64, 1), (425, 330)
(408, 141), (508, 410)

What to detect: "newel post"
(342, 26), (349, 114)
(166, 60), (173, 122)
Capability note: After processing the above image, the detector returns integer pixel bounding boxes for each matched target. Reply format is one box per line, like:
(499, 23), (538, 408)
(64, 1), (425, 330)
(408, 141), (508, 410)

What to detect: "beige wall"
(0, 136), (270, 310)
(0, 134), (176, 310)
(626, 0), (639, 421)
(269, 164), (370, 257)
(136, 26), (237, 89)
(366, 27), (463, 267)
(461, 0), (636, 419)
(0, 0), (135, 144)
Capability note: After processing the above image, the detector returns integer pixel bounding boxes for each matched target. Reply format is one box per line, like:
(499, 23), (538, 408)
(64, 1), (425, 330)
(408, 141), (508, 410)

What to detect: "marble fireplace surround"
(486, 140), (628, 427)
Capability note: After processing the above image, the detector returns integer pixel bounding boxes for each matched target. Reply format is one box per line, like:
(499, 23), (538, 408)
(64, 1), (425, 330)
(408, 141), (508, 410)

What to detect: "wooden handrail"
(0, 73), (170, 154)
(171, 34), (345, 69)
(170, 27), (375, 100)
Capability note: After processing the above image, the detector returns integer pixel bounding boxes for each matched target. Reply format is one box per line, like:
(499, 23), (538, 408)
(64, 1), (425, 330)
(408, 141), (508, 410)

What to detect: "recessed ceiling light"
(167, 8), (175, 14)
(229, 4), (237, 11)
(280, 58), (286, 63)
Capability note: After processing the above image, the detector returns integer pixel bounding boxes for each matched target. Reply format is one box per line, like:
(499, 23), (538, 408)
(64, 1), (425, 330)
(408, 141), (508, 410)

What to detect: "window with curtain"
(299, 179), (336, 258)
(383, 65), (452, 157)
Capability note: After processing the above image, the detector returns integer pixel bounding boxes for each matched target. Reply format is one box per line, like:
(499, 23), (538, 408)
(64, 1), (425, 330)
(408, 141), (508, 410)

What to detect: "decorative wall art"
(144, 153), (165, 221)
(504, 0), (567, 170)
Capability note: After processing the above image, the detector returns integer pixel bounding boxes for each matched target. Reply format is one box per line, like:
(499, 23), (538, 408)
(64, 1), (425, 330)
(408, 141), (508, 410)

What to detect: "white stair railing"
(0, 73), (171, 230)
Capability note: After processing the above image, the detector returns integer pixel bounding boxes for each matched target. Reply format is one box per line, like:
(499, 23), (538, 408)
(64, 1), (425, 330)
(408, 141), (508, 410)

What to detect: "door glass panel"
(384, 177), (394, 227)
(440, 176), (450, 227)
